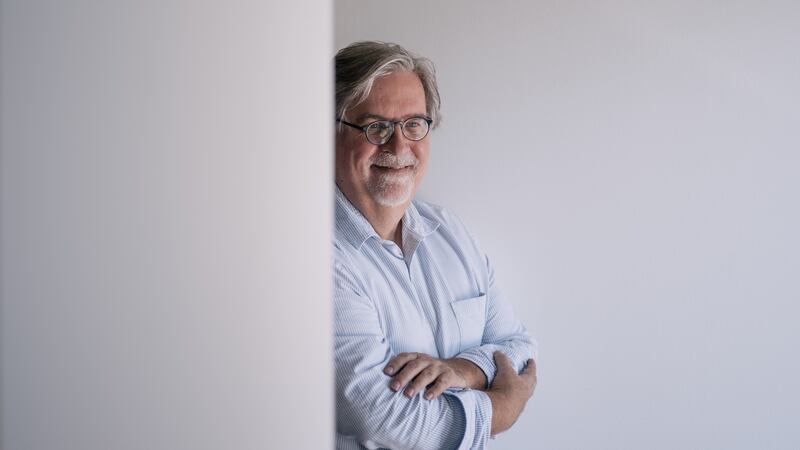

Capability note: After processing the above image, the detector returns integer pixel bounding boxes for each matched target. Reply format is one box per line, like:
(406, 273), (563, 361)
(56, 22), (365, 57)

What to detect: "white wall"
(1, 2), (332, 449)
(336, 1), (800, 449)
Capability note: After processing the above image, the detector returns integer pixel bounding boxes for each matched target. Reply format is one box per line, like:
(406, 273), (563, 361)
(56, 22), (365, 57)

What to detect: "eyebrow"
(353, 112), (428, 122)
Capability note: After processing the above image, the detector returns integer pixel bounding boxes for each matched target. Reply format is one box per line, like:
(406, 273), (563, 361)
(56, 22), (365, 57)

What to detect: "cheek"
(414, 143), (430, 174)
(356, 146), (376, 166)
(336, 137), (376, 175)
(334, 141), (350, 176)
(350, 147), (376, 177)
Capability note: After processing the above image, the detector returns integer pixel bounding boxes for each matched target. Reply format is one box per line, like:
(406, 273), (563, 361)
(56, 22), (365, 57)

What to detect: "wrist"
(447, 357), (488, 390)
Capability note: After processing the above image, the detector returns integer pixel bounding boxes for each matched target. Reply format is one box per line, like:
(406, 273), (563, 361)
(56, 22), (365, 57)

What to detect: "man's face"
(335, 71), (429, 209)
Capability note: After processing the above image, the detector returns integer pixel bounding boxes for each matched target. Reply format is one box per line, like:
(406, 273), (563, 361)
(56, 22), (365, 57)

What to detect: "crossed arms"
(334, 258), (538, 449)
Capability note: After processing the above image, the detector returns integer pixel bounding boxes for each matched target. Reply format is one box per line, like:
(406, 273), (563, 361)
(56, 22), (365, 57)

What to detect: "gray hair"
(335, 41), (441, 130)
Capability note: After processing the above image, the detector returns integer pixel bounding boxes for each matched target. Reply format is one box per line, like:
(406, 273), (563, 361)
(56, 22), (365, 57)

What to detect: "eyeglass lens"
(365, 117), (429, 145)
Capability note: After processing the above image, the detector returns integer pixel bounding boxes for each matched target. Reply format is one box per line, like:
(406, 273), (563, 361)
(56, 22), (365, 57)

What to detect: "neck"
(338, 184), (408, 246)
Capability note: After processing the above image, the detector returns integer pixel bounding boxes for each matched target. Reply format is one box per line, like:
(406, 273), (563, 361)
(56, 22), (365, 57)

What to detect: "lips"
(372, 164), (413, 171)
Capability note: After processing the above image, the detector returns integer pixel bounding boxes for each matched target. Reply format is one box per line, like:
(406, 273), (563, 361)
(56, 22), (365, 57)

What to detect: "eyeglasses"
(337, 116), (432, 145)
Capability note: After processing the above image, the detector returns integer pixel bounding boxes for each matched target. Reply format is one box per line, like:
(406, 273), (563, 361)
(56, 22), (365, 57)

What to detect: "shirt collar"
(402, 196), (440, 242)
(334, 187), (440, 250)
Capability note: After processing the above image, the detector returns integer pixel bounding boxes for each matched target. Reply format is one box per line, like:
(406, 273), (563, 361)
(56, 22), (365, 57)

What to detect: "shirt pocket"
(450, 294), (487, 351)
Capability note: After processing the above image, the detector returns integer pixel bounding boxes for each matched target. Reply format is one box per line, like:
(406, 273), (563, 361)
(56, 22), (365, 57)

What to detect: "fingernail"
(425, 392), (433, 400)
(384, 366), (394, 375)
(391, 381), (400, 391)
(405, 388), (415, 397)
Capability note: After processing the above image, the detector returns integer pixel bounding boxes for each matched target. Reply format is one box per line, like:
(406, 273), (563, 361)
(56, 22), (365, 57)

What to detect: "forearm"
(338, 364), (492, 449)
(483, 354), (537, 437)
(339, 385), (464, 449)
(485, 390), (515, 436)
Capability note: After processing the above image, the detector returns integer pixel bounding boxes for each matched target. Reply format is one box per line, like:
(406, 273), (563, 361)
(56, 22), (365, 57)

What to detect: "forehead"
(350, 71), (427, 120)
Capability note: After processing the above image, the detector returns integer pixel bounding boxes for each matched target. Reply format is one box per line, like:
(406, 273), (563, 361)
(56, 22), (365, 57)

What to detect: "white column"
(1, 2), (333, 449)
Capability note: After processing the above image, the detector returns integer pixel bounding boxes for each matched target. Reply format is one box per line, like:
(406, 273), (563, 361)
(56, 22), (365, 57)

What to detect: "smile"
(372, 164), (414, 171)
(372, 165), (414, 174)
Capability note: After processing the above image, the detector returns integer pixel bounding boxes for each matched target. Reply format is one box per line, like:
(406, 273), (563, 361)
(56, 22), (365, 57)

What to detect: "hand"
(383, 352), (482, 400)
(485, 352), (537, 436)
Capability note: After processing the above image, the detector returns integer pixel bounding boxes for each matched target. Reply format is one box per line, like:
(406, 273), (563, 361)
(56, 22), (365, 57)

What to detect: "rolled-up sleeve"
(454, 255), (538, 386)
(335, 262), (492, 450)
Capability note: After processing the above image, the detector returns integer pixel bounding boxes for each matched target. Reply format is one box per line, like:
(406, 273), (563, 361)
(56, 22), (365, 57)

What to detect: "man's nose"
(381, 123), (412, 153)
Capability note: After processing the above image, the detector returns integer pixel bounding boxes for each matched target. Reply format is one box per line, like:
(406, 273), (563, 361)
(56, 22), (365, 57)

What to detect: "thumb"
(521, 358), (536, 376)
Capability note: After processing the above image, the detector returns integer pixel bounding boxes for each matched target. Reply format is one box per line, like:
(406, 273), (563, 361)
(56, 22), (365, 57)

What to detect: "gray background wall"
(337, 1), (800, 449)
(2, 2), (332, 449)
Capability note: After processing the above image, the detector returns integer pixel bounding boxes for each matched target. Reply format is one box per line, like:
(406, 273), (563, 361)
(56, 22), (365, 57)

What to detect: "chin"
(368, 182), (415, 208)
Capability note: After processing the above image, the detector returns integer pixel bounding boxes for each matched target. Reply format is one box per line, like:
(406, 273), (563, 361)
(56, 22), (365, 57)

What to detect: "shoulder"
(413, 198), (465, 230)
(413, 197), (474, 241)
(412, 198), (487, 267)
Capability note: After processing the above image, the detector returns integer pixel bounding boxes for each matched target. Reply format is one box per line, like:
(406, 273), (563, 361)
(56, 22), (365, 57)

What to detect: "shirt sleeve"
(334, 261), (493, 450)
(454, 254), (539, 386)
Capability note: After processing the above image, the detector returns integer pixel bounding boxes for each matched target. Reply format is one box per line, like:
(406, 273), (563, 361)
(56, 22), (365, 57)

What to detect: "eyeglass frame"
(336, 116), (433, 145)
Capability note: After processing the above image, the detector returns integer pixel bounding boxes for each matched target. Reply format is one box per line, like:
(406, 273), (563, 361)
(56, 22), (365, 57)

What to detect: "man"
(334, 41), (538, 450)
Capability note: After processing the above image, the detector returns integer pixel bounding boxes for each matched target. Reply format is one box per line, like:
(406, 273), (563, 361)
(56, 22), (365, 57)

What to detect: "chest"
(356, 238), (488, 358)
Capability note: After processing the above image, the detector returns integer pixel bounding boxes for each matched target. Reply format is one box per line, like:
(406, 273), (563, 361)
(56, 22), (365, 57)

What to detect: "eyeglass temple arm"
(336, 118), (368, 131)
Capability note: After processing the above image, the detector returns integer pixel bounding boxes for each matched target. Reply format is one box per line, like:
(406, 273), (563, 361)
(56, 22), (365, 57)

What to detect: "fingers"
(384, 353), (461, 400)
(388, 354), (432, 393)
(384, 352), (419, 376)
(406, 366), (443, 398)
(424, 374), (453, 400)
(494, 353), (537, 391)
(493, 351), (513, 377)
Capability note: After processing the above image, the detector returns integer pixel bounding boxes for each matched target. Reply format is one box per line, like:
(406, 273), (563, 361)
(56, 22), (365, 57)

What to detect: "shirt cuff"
(446, 389), (492, 450)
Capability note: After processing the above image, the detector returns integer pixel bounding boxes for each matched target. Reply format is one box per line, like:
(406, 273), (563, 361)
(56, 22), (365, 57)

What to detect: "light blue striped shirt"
(334, 188), (537, 450)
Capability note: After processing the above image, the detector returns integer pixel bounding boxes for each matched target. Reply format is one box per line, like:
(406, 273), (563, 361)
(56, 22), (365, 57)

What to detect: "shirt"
(334, 187), (538, 450)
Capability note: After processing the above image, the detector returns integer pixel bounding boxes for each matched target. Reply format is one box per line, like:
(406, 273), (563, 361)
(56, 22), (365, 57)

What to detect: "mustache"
(370, 153), (419, 169)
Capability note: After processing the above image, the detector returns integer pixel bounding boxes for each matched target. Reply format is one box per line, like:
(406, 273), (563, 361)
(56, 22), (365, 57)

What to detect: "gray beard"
(367, 169), (416, 207)
(367, 152), (419, 207)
